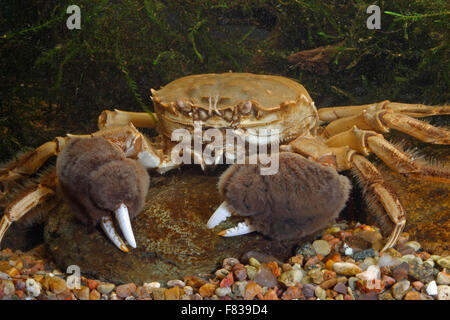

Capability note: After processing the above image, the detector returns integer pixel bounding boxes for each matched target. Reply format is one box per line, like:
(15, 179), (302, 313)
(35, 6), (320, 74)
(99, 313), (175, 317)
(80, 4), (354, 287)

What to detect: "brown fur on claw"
(219, 152), (351, 240)
(56, 137), (150, 227)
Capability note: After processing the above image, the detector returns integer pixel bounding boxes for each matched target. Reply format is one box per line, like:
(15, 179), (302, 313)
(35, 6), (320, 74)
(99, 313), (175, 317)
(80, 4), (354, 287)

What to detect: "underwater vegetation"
(0, 0), (448, 162)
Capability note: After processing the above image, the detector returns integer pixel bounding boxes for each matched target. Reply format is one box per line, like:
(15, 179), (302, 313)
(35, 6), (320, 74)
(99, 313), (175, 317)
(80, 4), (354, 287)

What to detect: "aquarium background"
(1, 0), (449, 161)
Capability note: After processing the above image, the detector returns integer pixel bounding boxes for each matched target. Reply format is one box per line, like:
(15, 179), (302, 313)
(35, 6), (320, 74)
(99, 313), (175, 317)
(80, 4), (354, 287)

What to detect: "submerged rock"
(44, 167), (299, 284)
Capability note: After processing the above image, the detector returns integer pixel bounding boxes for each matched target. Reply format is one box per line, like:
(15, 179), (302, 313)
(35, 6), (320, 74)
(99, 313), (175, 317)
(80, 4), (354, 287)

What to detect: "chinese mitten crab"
(0, 73), (448, 253)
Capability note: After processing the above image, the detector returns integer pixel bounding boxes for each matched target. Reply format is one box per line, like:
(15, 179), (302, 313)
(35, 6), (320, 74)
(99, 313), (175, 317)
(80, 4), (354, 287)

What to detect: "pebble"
(436, 271), (450, 285)
(223, 257), (240, 270)
(245, 265), (258, 280)
(436, 257), (450, 269)
(409, 262), (434, 283)
(426, 280), (438, 296)
(167, 279), (185, 288)
(231, 281), (248, 298)
(348, 277), (359, 290)
(392, 280), (410, 300)
(199, 283), (216, 298)
(354, 249), (376, 261)
(295, 243), (316, 259)
(97, 282), (115, 295)
(253, 264), (278, 288)
(320, 278), (337, 290)
(312, 240), (331, 256)
(151, 287), (166, 300)
(437, 285), (450, 300)
(278, 269), (303, 287)
(49, 276), (67, 294)
(314, 286), (326, 300)
(302, 284), (315, 298)
(404, 291), (425, 300)
(248, 258), (261, 269)
(378, 291), (395, 300)
(405, 241), (421, 252)
(308, 268), (323, 284)
(183, 286), (193, 295)
(332, 262), (362, 276)
(25, 279), (41, 297)
(89, 289), (101, 300)
(263, 288), (279, 300)
(401, 254), (422, 265)
(164, 286), (182, 300)
(215, 286), (231, 297)
(333, 282), (347, 294)
(244, 281), (262, 300)
(2, 280), (15, 298)
(220, 271), (234, 288)
(412, 281), (424, 290)
(392, 262), (410, 281)
(116, 283), (136, 298)
(378, 254), (401, 267)
(281, 286), (302, 300)
(215, 268), (229, 279)
(73, 286), (90, 300)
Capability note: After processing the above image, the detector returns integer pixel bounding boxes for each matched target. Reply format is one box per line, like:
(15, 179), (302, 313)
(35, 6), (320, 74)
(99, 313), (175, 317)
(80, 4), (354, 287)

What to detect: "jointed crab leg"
(326, 126), (450, 183)
(0, 183), (56, 246)
(318, 100), (450, 123)
(98, 109), (158, 129)
(350, 154), (406, 251)
(321, 109), (450, 144)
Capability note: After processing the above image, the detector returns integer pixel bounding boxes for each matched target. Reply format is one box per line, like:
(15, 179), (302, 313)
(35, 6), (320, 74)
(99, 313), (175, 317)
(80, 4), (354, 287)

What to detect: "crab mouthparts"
(207, 201), (256, 237)
(100, 203), (137, 252)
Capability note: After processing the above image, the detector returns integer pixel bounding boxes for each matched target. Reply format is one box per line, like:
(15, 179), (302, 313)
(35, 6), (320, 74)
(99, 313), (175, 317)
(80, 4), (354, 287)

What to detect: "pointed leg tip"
(218, 230), (227, 237)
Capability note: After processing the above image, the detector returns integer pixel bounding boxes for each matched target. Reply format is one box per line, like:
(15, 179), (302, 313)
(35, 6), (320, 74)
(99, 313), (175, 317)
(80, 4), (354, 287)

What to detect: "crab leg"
(207, 202), (256, 237)
(0, 137), (67, 187)
(321, 109), (449, 144)
(350, 154), (407, 251)
(326, 126), (450, 183)
(98, 109), (158, 129)
(0, 183), (56, 247)
(318, 100), (449, 123)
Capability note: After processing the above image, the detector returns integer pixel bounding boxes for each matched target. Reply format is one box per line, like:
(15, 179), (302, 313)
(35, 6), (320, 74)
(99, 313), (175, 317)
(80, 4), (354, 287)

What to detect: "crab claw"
(114, 203), (136, 248)
(100, 216), (130, 253)
(218, 221), (255, 237)
(207, 201), (232, 229)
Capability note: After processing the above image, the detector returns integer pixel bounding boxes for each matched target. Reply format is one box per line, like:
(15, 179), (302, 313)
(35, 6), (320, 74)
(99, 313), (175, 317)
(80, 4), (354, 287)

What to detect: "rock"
(426, 281), (438, 296)
(73, 286), (90, 300)
(164, 286), (182, 300)
(401, 254), (422, 265)
(199, 283), (216, 298)
(405, 241), (421, 252)
(25, 279), (41, 297)
(49, 276), (67, 294)
(409, 262), (434, 283)
(312, 240), (331, 256)
(295, 243), (316, 259)
(437, 257), (450, 269)
(378, 254), (401, 267)
(231, 281), (247, 298)
(219, 272), (234, 288)
(215, 268), (230, 279)
(281, 286), (303, 300)
(97, 283), (116, 295)
(348, 277), (359, 290)
(223, 258), (241, 270)
(116, 283), (136, 298)
(151, 287), (166, 300)
(302, 284), (315, 298)
(357, 292), (378, 300)
(392, 262), (410, 281)
(183, 286), (193, 295)
(44, 168), (301, 283)
(320, 278), (337, 290)
(353, 249), (375, 261)
(378, 291), (395, 300)
(263, 288), (279, 300)
(437, 271), (450, 285)
(308, 268), (323, 284)
(437, 285), (450, 300)
(333, 282), (347, 294)
(2, 280), (15, 298)
(253, 264), (278, 288)
(314, 286), (326, 300)
(233, 265), (247, 281)
(184, 276), (206, 289)
(404, 291), (425, 300)
(89, 289), (101, 300)
(87, 279), (98, 290)
(215, 287), (231, 297)
(244, 282), (262, 300)
(332, 262), (362, 276)
(167, 280), (185, 288)
(278, 269), (303, 287)
(412, 281), (424, 291)
(392, 280), (410, 300)
(248, 258), (261, 269)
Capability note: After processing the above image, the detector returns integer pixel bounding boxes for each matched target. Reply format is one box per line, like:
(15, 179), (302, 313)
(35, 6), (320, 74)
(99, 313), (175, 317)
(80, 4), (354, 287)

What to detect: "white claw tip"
(115, 203), (137, 249)
(207, 202), (232, 229)
(218, 222), (255, 237)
